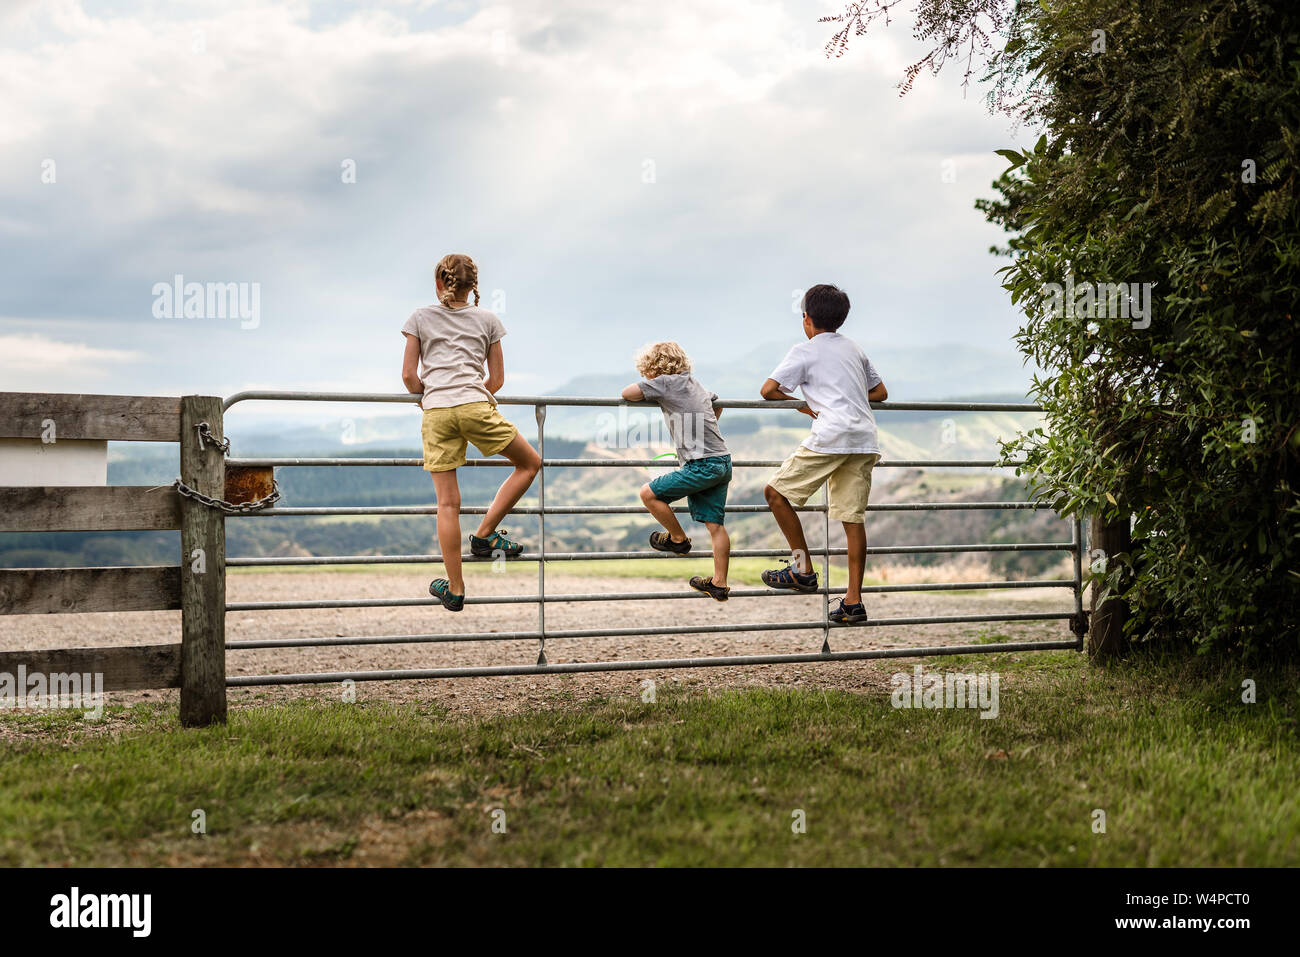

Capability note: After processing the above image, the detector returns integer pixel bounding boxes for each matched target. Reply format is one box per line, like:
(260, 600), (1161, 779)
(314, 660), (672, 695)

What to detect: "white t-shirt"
(401, 303), (506, 410)
(769, 332), (883, 455)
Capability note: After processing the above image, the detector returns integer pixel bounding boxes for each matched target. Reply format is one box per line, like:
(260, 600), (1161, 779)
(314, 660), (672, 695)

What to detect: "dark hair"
(801, 284), (850, 331)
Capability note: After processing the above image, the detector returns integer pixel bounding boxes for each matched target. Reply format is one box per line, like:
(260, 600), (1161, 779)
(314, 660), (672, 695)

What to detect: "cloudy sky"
(0, 0), (1035, 424)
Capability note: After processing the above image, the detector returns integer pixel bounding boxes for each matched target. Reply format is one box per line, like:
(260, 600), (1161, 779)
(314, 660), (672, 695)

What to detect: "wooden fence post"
(179, 396), (227, 726)
(1087, 510), (1131, 659)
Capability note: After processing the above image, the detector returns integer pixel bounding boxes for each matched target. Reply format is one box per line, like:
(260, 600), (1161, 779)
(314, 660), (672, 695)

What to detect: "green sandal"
(469, 528), (524, 558)
(429, 578), (465, 612)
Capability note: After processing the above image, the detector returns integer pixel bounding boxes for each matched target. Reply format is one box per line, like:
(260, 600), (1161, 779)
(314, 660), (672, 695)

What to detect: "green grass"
(2, 651), (1296, 866)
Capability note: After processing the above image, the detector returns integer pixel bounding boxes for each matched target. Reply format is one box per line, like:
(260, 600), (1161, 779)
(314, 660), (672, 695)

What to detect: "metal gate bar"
(226, 578), (1074, 612)
(227, 456), (1016, 468)
(243, 501), (1051, 515)
(226, 612), (1077, 650)
(223, 390), (1044, 413)
(227, 638), (1081, 686)
(226, 542), (1074, 566)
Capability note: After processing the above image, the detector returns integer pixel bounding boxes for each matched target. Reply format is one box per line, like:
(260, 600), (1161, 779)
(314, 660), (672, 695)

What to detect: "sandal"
(470, 528), (524, 558)
(689, 576), (730, 602)
(828, 598), (868, 624)
(429, 578), (465, 612)
(649, 530), (691, 554)
(761, 560), (819, 593)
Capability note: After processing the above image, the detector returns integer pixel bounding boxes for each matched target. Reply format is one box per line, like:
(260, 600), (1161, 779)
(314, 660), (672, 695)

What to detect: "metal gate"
(219, 392), (1087, 687)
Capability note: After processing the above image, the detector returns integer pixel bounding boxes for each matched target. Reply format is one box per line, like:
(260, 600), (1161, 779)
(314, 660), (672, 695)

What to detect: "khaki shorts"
(421, 402), (518, 472)
(768, 447), (881, 523)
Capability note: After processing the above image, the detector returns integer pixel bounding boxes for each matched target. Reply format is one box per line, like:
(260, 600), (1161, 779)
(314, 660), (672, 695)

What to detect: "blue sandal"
(429, 578), (465, 612)
(761, 560), (819, 593)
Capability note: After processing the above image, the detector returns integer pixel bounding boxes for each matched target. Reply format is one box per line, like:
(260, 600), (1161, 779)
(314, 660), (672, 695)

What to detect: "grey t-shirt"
(637, 373), (729, 461)
(401, 303), (506, 410)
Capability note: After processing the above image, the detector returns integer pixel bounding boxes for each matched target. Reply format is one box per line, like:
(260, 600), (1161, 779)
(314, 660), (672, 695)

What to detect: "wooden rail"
(0, 645), (181, 692)
(0, 486), (182, 532)
(0, 566), (182, 614)
(0, 392), (182, 442)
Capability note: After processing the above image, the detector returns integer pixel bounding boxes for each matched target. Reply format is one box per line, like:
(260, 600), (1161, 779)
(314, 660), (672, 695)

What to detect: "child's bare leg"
(477, 432), (541, 538)
(764, 484), (812, 574)
(432, 470), (465, 593)
(843, 521), (867, 604)
(704, 521), (729, 586)
(639, 484), (688, 541)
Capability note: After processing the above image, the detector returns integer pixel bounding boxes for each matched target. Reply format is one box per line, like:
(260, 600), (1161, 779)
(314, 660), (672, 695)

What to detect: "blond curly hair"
(434, 253), (480, 307)
(635, 341), (692, 378)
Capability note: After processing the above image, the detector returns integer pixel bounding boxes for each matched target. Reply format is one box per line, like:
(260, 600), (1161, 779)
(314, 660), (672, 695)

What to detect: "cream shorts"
(768, 447), (881, 523)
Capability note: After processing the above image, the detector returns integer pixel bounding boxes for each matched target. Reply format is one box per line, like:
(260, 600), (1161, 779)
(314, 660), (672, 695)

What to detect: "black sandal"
(828, 598), (868, 624)
(689, 576), (730, 602)
(649, 530), (691, 554)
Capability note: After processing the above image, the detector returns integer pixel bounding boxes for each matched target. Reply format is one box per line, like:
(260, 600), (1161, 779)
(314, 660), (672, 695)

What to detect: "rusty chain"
(173, 477), (281, 515)
(172, 420), (280, 514)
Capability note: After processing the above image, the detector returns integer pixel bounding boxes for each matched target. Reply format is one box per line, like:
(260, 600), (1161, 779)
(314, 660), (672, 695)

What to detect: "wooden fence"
(0, 392), (227, 726)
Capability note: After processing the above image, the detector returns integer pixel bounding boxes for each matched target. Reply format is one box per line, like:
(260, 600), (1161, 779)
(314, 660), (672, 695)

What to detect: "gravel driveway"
(1, 569), (1081, 717)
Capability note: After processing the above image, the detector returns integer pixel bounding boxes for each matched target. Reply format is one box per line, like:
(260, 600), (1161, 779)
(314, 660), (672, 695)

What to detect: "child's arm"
(484, 341), (505, 395)
(760, 378), (816, 418)
(401, 334), (423, 400)
(621, 383), (646, 402)
(864, 353), (887, 403)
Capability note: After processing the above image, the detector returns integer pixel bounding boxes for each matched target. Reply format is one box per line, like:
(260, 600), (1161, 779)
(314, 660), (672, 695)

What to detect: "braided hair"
(434, 253), (480, 307)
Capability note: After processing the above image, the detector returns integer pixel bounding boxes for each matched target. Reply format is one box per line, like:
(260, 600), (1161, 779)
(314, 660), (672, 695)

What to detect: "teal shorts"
(649, 454), (732, 525)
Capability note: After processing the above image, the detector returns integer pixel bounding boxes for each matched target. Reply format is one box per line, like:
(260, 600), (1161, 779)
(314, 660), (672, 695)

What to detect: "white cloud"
(0, 331), (143, 389)
(0, 0), (1035, 405)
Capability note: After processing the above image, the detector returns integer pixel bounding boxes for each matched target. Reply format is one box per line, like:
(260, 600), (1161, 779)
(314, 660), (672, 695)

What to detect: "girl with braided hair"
(401, 253), (540, 611)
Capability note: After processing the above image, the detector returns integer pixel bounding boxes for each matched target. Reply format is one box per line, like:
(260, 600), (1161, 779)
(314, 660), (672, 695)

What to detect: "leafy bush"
(979, 0), (1300, 654)
(825, 0), (1299, 653)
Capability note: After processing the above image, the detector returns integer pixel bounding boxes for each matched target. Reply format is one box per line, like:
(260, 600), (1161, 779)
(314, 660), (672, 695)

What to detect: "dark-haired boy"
(758, 284), (888, 624)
